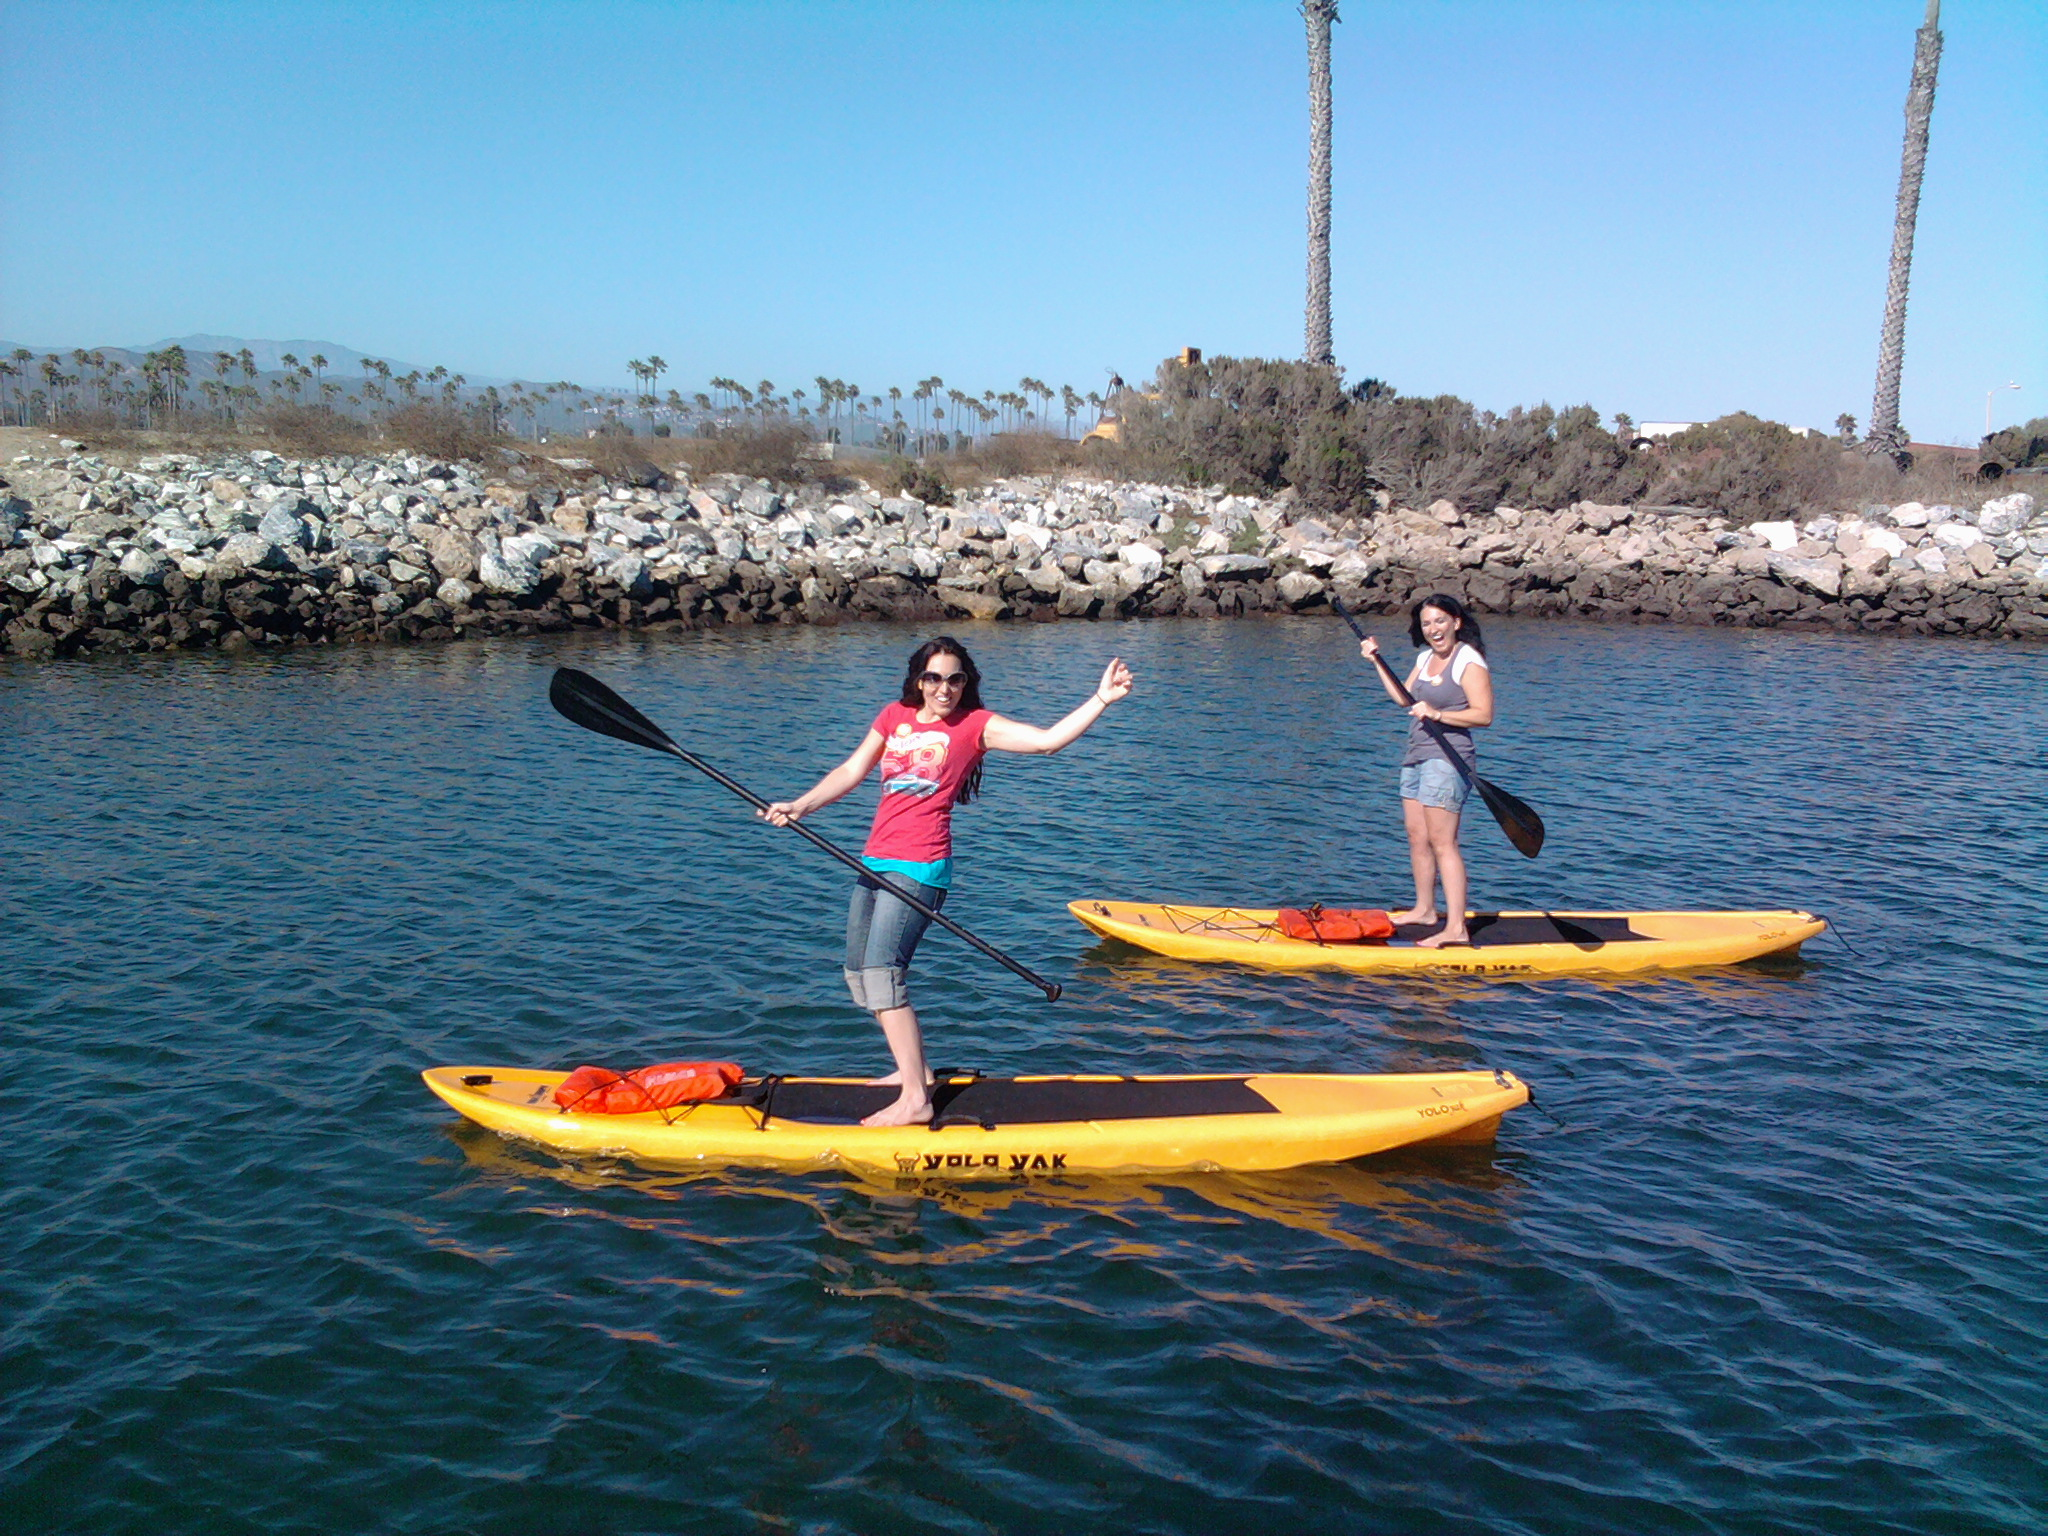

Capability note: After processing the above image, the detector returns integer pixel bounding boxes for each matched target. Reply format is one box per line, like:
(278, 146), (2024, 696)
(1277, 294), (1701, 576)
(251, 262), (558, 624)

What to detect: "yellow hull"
(1069, 900), (1826, 977)
(422, 1066), (1530, 1179)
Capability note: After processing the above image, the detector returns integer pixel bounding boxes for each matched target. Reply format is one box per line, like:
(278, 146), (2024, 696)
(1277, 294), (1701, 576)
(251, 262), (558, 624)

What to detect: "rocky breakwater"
(1348, 492), (2048, 638)
(0, 442), (1354, 657)
(3, 437), (2046, 659)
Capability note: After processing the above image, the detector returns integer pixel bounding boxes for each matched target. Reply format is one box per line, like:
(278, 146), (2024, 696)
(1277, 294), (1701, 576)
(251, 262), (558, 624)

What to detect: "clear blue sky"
(3, 0), (2042, 443)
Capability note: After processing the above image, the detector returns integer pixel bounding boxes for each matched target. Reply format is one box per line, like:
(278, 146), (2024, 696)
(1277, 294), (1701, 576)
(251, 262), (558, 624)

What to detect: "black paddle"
(549, 667), (1063, 1001)
(1330, 597), (1545, 859)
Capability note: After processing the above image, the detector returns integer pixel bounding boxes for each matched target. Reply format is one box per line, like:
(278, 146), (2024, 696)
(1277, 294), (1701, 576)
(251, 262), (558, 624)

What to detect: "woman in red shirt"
(764, 637), (1135, 1126)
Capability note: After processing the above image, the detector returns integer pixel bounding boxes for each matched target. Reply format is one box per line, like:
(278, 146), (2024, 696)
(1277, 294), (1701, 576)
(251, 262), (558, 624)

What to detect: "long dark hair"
(896, 635), (987, 804)
(1408, 593), (1485, 656)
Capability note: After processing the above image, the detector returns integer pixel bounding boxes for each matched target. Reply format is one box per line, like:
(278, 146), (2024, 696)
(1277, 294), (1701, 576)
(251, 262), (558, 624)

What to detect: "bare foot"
(862, 1092), (933, 1128)
(1389, 907), (1438, 927)
(865, 1069), (937, 1088)
(1417, 927), (1470, 949)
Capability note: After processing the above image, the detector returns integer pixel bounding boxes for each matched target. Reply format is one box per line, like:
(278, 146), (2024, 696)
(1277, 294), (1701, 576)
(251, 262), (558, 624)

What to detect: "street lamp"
(1986, 381), (2020, 437)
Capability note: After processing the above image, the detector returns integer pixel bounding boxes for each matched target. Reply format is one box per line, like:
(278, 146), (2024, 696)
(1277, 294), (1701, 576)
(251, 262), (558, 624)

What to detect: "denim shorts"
(1399, 757), (1471, 812)
(844, 871), (947, 1013)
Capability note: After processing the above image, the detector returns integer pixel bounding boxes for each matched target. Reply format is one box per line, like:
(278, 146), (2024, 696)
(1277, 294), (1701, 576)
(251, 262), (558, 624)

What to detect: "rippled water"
(4, 617), (2044, 1534)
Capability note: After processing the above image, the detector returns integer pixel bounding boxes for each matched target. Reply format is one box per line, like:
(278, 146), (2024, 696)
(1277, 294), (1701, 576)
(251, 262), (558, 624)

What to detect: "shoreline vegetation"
(4, 413), (2044, 660)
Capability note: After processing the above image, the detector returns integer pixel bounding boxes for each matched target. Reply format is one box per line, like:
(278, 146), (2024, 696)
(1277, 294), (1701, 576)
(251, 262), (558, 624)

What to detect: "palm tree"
(1866, 0), (1944, 464)
(1303, 0), (1339, 367)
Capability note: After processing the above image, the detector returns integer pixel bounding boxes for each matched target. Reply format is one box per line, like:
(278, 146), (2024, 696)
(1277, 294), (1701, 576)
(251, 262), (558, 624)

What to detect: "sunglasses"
(919, 670), (967, 687)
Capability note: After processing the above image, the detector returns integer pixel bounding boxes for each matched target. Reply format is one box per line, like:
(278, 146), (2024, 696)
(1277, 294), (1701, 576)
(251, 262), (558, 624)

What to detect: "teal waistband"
(860, 855), (953, 890)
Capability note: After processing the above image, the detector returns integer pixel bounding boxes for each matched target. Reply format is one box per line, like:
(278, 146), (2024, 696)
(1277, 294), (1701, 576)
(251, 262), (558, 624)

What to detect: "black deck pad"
(1391, 912), (1645, 948)
(734, 1075), (1280, 1127)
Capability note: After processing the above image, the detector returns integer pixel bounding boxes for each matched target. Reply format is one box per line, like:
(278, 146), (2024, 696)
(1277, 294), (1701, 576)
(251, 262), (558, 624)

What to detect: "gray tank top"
(1400, 644), (1484, 769)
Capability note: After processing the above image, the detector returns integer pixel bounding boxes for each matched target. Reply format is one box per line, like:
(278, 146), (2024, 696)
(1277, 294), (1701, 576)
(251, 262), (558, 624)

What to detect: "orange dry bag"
(554, 1060), (745, 1114)
(1276, 905), (1396, 943)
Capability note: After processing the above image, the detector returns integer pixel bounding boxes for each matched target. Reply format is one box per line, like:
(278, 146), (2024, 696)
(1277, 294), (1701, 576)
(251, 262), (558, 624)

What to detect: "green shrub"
(1649, 414), (1841, 521)
(385, 402), (501, 463)
(1986, 415), (2048, 469)
(683, 423), (815, 486)
(252, 403), (368, 459)
(1112, 356), (1652, 514)
(874, 456), (953, 506)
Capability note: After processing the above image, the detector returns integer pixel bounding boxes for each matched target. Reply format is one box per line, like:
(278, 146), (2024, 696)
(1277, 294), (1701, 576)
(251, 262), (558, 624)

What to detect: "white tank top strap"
(1449, 642), (1487, 686)
(1416, 643), (1487, 685)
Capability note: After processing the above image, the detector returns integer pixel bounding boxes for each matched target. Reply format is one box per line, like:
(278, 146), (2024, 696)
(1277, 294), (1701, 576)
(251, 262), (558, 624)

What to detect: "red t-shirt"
(862, 701), (992, 864)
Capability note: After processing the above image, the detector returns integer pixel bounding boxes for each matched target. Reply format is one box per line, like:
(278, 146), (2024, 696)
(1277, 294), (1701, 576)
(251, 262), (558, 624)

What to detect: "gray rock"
(72, 510), (138, 539)
(1766, 551), (1842, 597)
(667, 526), (714, 558)
(257, 506), (311, 550)
(338, 536), (389, 566)
(437, 577), (475, 607)
(203, 504), (260, 534)
(1277, 570), (1325, 606)
(738, 485), (781, 519)
(478, 548), (539, 595)
(1026, 562), (1066, 596)
(501, 532), (558, 567)
(1055, 580), (1101, 617)
(118, 548), (166, 586)
(217, 533), (289, 572)
(1978, 492), (2036, 538)
(936, 586), (1005, 621)
(424, 527), (481, 581)
(1198, 552), (1272, 580)
(1577, 501), (1631, 533)
(603, 553), (654, 599)
(1116, 543), (1164, 585)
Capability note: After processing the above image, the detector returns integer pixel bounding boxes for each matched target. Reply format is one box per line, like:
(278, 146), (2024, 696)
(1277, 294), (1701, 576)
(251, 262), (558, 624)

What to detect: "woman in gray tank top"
(1360, 593), (1494, 947)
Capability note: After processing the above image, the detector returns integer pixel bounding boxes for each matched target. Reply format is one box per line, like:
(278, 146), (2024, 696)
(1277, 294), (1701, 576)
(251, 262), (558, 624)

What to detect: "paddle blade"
(550, 668), (680, 754)
(1474, 776), (1546, 859)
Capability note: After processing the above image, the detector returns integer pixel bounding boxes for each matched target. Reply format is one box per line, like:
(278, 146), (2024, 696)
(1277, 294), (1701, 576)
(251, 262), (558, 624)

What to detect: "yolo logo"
(892, 1150), (1070, 1173)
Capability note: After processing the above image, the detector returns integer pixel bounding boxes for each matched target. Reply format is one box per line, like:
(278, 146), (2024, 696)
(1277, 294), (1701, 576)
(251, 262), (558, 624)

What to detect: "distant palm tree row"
(644, 369), (1104, 453)
(0, 341), (1110, 453)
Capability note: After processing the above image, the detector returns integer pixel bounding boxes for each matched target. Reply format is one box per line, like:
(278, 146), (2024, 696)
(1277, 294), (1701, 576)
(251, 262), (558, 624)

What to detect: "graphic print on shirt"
(879, 722), (951, 798)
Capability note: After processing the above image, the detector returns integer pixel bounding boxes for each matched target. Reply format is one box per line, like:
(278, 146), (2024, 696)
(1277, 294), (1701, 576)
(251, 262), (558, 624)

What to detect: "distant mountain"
(149, 335), (431, 379)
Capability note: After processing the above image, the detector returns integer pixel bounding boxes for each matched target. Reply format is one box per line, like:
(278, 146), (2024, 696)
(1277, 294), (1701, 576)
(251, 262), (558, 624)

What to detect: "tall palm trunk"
(1303, 1), (1339, 367)
(1868, 0), (1943, 464)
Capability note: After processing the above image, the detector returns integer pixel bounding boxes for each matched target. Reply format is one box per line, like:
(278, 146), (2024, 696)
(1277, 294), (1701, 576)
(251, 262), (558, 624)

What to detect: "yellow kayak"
(1069, 900), (1826, 977)
(422, 1065), (1531, 1178)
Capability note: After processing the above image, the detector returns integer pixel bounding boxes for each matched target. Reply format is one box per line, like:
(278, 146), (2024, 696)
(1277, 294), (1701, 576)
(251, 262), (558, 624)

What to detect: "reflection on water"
(443, 1119), (1526, 1258)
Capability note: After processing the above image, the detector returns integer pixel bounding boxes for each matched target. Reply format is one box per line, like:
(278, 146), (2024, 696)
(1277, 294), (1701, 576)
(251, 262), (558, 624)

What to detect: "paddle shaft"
(562, 675), (1062, 1001)
(681, 740), (1062, 1001)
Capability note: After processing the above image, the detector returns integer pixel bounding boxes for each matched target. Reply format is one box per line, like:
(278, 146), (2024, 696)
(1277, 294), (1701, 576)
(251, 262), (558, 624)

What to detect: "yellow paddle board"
(422, 1065), (1530, 1178)
(1069, 901), (1826, 976)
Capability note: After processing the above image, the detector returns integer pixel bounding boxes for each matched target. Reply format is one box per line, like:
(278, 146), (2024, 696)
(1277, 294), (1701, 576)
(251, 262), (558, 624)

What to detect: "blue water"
(3, 617), (2044, 1534)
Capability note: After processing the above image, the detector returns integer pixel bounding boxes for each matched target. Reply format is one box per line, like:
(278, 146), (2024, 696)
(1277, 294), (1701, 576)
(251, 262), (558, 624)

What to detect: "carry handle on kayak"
(549, 667), (1063, 1001)
(1330, 596), (1545, 859)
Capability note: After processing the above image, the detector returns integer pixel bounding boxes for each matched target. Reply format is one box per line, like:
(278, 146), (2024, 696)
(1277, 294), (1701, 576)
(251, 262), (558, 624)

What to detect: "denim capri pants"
(845, 870), (947, 1013)
(1399, 757), (1471, 812)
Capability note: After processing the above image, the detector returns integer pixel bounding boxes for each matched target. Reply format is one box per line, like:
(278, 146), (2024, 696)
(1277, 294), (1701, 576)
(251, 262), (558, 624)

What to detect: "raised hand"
(1096, 657), (1135, 705)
